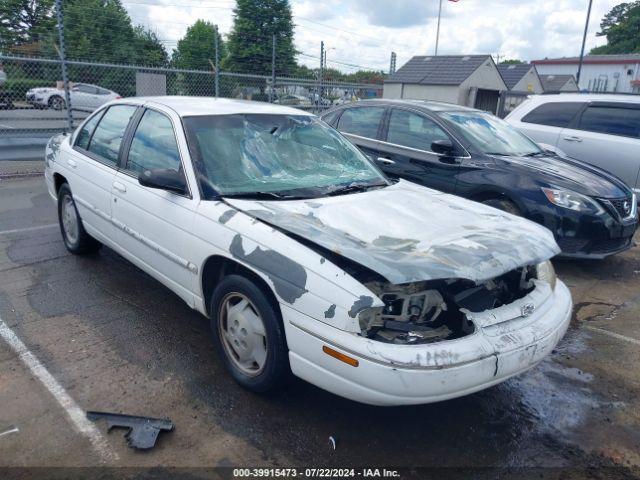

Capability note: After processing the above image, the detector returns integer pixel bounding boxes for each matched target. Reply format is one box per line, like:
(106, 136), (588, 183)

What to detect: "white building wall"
(389, 84), (460, 104)
(535, 63), (640, 93)
(512, 69), (544, 93)
(382, 83), (403, 99)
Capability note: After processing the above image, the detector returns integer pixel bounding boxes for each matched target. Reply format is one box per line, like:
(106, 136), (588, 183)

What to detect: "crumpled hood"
(225, 180), (560, 284)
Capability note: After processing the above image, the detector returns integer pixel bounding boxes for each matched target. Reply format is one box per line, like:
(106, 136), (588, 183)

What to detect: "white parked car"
(27, 82), (120, 110)
(44, 97), (571, 406)
(506, 94), (640, 197)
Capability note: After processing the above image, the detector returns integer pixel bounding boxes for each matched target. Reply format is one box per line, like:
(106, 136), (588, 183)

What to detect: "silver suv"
(506, 94), (640, 197)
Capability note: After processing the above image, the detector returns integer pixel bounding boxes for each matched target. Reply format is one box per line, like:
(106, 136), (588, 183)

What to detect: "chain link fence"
(0, 54), (382, 155)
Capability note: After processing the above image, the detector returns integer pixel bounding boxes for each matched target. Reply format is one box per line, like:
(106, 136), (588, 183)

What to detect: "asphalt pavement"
(0, 176), (639, 479)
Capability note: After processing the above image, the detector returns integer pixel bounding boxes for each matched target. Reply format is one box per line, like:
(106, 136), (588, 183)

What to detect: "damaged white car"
(44, 97), (572, 406)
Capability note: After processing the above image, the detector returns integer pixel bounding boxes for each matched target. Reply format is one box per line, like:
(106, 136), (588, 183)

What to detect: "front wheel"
(482, 198), (521, 216)
(210, 274), (290, 393)
(49, 95), (65, 110)
(57, 183), (101, 254)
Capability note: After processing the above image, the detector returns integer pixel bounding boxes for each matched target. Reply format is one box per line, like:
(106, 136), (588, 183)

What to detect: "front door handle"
(67, 158), (77, 168)
(376, 157), (396, 165)
(563, 136), (583, 142)
(112, 181), (126, 193)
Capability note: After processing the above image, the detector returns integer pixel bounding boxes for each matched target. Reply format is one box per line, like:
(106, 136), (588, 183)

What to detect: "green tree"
(224, 0), (296, 76)
(171, 20), (226, 70)
(133, 26), (169, 67)
(499, 59), (524, 64)
(0, 0), (55, 54)
(591, 1), (640, 54)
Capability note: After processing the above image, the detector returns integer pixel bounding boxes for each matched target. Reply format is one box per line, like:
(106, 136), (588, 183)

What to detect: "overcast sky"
(122, 0), (620, 72)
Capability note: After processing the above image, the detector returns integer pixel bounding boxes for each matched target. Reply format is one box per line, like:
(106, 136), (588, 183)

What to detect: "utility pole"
(318, 41), (324, 112)
(54, 0), (73, 131)
(435, 0), (443, 55)
(214, 25), (219, 98)
(389, 52), (397, 75)
(269, 34), (276, 103)
(576, 0), (593, 88)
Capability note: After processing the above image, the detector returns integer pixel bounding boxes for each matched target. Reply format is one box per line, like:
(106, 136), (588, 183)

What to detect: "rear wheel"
(210, 274), (290, 393)
(482, 198), (520, 216)
(49, 95), (65, 110)
(57, 183), (101, 254)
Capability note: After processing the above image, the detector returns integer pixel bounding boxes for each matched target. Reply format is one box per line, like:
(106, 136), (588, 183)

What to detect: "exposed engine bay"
(360, 265), (539, 345)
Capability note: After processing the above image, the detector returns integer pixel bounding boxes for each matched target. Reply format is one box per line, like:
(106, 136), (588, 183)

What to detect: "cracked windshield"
(184, 114), (387, 198)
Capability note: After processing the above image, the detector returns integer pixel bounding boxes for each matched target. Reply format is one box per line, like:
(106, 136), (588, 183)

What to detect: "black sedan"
(321, 100), (638, 258)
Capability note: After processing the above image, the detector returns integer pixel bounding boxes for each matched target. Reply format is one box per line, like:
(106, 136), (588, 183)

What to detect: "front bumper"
(283, 280), (572, 406)
(531, 202), (638, 259)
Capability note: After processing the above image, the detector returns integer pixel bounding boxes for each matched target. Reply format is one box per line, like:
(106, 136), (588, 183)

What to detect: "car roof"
(329, 98), (481, 114)
(116, 96), (314, 117)
(526, 93), (640, 104)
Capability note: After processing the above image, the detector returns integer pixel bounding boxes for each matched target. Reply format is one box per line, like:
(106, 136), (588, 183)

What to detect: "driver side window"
(126, 109), (182, 175)
(387, 109), (449, 151)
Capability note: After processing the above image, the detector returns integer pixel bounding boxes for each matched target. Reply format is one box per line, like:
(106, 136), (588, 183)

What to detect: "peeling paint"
(324, 304), (336, 319)
(229, 234), (308, 304)
(225, 180), (559, 285)
(348, 295), (374, 318)
(218, 209), (237, 225)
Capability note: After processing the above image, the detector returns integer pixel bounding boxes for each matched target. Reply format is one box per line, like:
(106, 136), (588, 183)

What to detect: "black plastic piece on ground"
(86, 411), (174, 450)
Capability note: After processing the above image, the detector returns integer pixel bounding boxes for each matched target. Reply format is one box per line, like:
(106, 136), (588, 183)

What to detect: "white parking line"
(585, 325), (640, 346)
(0, 223), (58, 236)
(0, 124), (14, 129)
(0, 317), (118, 462)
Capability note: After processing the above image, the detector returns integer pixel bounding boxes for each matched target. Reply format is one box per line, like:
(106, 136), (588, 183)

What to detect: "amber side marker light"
(322, 345), (359, 367)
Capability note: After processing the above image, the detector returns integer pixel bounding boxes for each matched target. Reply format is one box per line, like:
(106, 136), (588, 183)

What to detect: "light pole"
(577, 0), (594, 88)
(435, 0), (443, 55)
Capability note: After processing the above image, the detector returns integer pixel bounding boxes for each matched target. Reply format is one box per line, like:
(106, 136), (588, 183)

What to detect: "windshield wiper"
(523, 151), (545, 157)
(221, 191), (308, 200)
(324, 181), (389, 197)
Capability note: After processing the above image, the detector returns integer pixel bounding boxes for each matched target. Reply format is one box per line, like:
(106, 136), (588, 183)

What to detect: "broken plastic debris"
(0, 426), (19, 438)
(86, 411), (174, 450)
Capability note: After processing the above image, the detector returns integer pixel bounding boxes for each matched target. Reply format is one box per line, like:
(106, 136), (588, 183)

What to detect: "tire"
(49, 95), (65, 110)
(57, 183), (101, 254)
(210, 274), (290, 393)
(482, 198), (521, 216)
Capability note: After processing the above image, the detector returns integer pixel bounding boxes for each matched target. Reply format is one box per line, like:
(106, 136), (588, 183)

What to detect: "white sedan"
(44, 97), (572, 406)
(27, 82), (120, 110)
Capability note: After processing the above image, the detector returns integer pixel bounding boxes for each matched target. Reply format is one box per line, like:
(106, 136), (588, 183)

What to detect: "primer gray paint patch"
(324, 304), (336, 318)
(230, 234), (308, 304)
(348, 295), (374, 318)
(218, 209), (237, 224)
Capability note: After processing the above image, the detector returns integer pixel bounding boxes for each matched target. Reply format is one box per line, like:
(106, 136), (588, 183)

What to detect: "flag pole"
(435, 0), (443, 55)
(576, 0), (593, 88)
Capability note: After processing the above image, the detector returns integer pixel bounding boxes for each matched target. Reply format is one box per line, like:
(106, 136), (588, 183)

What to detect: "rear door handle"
(563, 136), (583, 142)
(376, 157), (396, 165)
(112, 181), (126, 193)
(67, 158), (77, 168)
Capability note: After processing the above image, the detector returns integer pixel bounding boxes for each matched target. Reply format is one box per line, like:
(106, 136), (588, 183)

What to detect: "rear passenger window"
(577, 106), (640, 138)
(75, 112), (103, 150)
(387, 109), (449, 151)
(126, 109), (181, 174)
(337, 107), (385, 139)
(521, 102), (583, 128)
(88, 105), (137, 165)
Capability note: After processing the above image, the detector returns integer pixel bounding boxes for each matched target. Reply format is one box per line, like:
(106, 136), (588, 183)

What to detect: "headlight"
(541, 187), (603, 214)
(536, 260), (556, 290)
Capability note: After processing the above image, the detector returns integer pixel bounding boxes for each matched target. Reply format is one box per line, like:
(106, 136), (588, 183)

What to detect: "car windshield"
(441, 111), (542, 156)
(183, 114), (388, 199)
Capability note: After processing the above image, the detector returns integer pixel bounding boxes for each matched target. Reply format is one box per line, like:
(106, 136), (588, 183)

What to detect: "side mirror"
(138, 168), (187, 194)
(431, 139), (456, 156)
